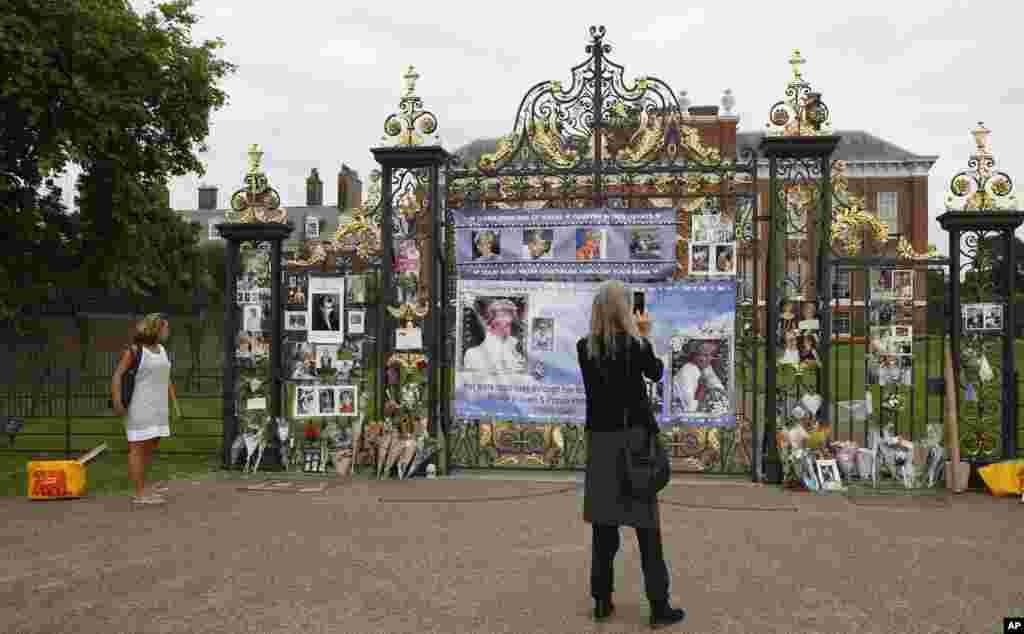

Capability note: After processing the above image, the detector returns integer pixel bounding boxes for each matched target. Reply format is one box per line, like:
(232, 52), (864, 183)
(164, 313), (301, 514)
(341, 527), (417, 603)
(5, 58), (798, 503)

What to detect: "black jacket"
(577, 334), (663, 433)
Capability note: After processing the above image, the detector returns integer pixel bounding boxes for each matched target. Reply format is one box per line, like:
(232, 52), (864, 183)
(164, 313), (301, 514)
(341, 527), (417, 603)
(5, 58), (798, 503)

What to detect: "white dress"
(125, 344), (172, 442)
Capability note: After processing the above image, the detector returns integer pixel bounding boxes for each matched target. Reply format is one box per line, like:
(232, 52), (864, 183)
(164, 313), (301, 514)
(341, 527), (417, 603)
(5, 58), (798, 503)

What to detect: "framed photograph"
(712, 243), (736, 275)
(308, 275), (345, 343)
(459, 295), (528, 373)
(396, 326), (423, 351)
(347, 309), (366, 335)
(690, 213), (711, 243)
(815, 459), (843, 491)
(285, 310), (308, 332)
(295, 385), (318, 418)
(629, 227), (662, 260)
(523, 228), (554, 260)
(575, 228), (607, 261)
(471, 229), (501, 260)
(286, 274), (308, 307)
(530, 317), (555, 352)
(336, 386), (358, 417)
(689, 243), (710, 274)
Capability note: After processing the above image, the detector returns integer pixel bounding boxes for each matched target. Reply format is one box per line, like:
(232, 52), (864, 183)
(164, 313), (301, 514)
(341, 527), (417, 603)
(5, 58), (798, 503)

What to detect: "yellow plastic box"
(977, 460), (1024, 497)
(27, 460), (87, 500)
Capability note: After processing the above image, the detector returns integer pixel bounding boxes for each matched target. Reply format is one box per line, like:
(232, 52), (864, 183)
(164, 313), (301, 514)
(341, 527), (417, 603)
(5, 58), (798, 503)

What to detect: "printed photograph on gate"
(454, 279), (736, 427)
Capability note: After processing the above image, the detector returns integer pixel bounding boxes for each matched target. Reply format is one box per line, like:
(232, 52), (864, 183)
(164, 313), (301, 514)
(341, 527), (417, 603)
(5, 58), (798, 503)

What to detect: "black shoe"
(593, 597), (615, 621)
(649, 600), (685, 629)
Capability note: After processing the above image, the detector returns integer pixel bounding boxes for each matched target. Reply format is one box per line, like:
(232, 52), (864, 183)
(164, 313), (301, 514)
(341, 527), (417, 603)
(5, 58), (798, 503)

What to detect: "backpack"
(109, 345), (143, 409)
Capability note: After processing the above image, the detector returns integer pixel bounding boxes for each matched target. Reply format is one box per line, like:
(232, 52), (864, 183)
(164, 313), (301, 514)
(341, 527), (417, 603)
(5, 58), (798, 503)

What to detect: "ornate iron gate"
(442, 26), (760, 475)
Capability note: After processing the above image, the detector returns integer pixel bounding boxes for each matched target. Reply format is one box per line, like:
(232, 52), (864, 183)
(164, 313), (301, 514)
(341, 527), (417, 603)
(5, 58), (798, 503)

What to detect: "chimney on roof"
(337, 164), (363, 210)
(306, 168), (324, 206)
(198, 185), (218, 210)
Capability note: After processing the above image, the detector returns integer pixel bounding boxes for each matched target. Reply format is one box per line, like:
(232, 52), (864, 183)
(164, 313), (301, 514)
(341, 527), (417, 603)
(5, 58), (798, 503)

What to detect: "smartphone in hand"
(633, 291), (646, 315)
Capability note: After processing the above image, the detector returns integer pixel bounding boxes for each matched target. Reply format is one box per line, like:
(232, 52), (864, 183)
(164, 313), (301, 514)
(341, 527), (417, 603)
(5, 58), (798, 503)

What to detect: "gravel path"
(1, 476), (1020, 633)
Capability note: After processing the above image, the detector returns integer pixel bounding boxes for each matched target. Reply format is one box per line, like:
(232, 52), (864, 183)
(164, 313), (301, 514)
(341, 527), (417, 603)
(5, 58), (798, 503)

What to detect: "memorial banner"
(454, 279), (736, 427)
(453, 207), (679, 282)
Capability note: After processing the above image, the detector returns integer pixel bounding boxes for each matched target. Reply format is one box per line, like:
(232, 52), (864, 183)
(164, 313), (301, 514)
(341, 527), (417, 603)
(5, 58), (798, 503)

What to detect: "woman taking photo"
(111, 313), (180, 505)
(576, 280), (685, 628)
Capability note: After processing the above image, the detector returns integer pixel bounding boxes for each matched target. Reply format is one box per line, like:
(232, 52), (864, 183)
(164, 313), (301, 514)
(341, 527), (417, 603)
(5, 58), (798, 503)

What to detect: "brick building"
(175, 165), (364, 258)
(456, 106), (936, 338)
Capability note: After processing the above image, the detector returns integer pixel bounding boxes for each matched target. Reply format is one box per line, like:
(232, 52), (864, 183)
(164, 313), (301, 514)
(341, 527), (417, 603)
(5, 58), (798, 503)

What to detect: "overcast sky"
(104, 0), (1023, 254)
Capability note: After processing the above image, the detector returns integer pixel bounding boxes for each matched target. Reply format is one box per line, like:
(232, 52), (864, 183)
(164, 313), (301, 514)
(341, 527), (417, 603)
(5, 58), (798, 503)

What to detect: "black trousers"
(591, 523), (669, 603)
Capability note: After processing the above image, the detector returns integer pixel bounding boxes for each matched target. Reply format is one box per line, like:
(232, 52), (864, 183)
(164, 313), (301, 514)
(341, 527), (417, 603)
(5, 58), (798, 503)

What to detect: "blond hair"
(586, 280), (639, 359)
(133, 313), (166, 346)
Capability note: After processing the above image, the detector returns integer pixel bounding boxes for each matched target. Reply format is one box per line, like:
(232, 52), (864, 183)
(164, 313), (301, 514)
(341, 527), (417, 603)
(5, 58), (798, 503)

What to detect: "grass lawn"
(0, 395), (226, 497)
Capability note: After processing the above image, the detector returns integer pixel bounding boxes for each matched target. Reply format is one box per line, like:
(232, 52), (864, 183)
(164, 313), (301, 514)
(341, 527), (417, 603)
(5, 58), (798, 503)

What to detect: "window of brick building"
(832, 269), (851, 299)
(877, 192), (898, 233)
(833, 313), (851, 337)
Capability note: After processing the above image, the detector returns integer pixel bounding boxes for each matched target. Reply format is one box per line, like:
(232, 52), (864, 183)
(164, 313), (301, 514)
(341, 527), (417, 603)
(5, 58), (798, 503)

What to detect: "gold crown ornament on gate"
(230, 144), (288, 224)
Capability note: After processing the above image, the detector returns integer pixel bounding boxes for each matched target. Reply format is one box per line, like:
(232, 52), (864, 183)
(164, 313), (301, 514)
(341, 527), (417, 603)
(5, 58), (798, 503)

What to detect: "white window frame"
(833, 313), (851, 337)
(832, 269), (851, 300)
(877, 192), (898, 233)
(208, 218), (223, 240)
(305, 216), (320, 238)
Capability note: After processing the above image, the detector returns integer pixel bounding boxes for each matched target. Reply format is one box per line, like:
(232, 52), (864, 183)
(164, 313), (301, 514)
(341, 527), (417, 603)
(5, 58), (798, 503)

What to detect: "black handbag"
(620, 340), (671, 500)
(109, 345), (142, 409)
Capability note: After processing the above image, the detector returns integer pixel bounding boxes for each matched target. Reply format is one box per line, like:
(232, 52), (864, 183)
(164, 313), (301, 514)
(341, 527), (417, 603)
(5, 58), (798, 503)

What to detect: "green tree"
(0, 0), (236, 333)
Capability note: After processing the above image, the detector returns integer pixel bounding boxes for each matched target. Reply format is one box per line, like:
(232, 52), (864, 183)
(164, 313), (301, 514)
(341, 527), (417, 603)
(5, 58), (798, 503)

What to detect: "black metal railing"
(1, 369), (224, 458)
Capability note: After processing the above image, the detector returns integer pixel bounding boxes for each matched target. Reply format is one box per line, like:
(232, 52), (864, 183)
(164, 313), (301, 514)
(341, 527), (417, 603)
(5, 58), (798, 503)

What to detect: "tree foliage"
(0, 0), (236, 332)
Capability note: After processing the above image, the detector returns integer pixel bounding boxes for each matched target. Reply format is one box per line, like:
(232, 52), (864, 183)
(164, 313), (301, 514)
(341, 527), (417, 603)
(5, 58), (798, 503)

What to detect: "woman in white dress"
(111, 314), (181, 505)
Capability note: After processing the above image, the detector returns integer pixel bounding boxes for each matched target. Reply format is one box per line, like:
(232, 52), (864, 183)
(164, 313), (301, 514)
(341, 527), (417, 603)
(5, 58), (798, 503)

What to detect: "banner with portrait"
(452, 207), (680, 282)
(454, 279), (736, 427)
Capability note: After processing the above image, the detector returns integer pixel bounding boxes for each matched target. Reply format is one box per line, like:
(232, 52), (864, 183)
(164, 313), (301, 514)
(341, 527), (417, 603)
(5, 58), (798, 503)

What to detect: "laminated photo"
(285, 310), (308, 331)
(575, 228), (607, 261)
(460, 295), (527, 373)
(285, 341), (317, 380)
(983, 303), (1003, 330)
(345, 275), (368, 304)
(629, 227), (662, 260)
(295, 385), (318, 417)
(336, 386), (358, 416)
(243, 304), (262, 332)
(396, 240), (420, 273)
(318, 386), (336, 415)
(962, 304), (983, 331)
(347, 309), (366, 335)
(669, 337), (732, 418)
(689, 243), (710, 274)
(315, 344), (340, 374)
(522, 229), (554, 260)
(308, 275), (345, 343)
(471, 230), (501, 260)
(286, 274), (308, 307)
(530, 317), (555, 352)
(713, 243), (735, 275)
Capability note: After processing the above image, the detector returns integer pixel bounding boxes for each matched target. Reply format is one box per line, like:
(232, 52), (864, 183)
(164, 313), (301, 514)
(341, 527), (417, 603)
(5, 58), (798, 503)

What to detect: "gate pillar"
(372, 66), (451, 473)
(938, 123), (1023, 461)
(217, 144), (294, 468)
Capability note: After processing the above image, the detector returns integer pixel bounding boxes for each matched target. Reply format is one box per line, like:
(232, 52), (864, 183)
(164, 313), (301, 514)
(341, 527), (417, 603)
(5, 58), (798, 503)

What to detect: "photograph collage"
(866, 269), (915, 386)
(777, 299), (821, 368)
(688, 212), (736, 276)
(467, 226), (666, 262)
(235, 262), (375, 421)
